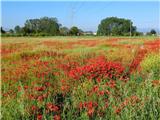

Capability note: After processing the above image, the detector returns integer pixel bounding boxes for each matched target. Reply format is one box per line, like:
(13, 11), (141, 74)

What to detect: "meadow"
(1, 36), (160, 120)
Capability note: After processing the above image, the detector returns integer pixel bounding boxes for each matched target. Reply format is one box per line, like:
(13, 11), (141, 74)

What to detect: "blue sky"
(1, 1), (160, 32)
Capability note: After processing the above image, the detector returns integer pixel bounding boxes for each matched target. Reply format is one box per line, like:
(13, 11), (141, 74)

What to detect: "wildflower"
(109, 80), (116, 88)
(152, 80), (160, 87)
(29, 94), (35, 100)
(93, 85), (99, 92)
(130, 95), (140, 105)
(46, 103), (59, 112)
(105, 90), (110, 95)
(79, 102), (83, 109)
(42, 93), (48, 98)
(37, 95), (44, 102)
(115, 108), (121, 114)
(34, 86), (45, 91)
(105, 102), (109, 108)
(87, 108), (94, 117)
(68, 58), (125, 81)
(45, 82), (51, 87)
(37, 114), (43, 120)
(24, 85), (28, 90)
(97, 78), (101, 83)
(18, 86), (21, 91)
(87, 101), (93, 109)
(31, 105), (37, 111)
(54, 115), (61, 120)
(61, 79), (65, 83)
(98, 90), (105, 96)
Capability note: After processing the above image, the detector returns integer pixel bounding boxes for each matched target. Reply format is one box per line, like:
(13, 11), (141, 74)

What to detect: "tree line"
(1, 17), (82, 36)
(1, 16), (157, 36)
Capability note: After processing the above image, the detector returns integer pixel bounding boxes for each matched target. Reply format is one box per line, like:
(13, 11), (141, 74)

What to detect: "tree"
(1, 27), (6, 34)
(69, 26), (79, 36)
(78, 29), (84, 35)
(14, 25), (22, 34)
(133, 31), (143, 36)
(24, 17), (60, 36)
(59, 27), (69, 36)
(146, 29), (157, 36)
(150, 29), (156, 35)
(22, 26), (31, 36)
(97, 17), (137, 36)
(9, 29), (14, 34)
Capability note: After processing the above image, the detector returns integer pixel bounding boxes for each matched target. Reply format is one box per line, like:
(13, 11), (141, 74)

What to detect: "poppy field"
(1, 36), (160, 120)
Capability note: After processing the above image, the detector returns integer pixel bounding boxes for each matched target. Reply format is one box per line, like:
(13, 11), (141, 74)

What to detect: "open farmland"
(1, 36), (160, 120)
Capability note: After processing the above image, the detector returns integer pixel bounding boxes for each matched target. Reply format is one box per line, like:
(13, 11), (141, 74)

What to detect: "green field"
(1, 36), (160, 120)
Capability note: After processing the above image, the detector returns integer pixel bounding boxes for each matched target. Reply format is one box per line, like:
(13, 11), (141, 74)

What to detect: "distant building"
(82, 31), (97, 36)
(93, 32), (97, 35)
(83, 31), (94, 35)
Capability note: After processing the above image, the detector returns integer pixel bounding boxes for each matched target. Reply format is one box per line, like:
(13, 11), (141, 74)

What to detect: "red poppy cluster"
(69, 57), (125, 81)
(46, 103), (59, 112)
(31, 102), (60, 120)
(129, 40), (160, 73)
(129, 49), (147, 72)
(144, 39), (160, 51)
(79, 101), (98, 116)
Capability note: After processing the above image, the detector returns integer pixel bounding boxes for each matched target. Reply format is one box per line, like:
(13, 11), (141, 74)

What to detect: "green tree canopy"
(146, 29), (157, 36)
(60, 27), (69, 36)
(1, 27), (6, 34)
(97, 17), (136, 36)
(150, 29), (156, 35)
(24, 17), (60, 35)
(69, 26), (79, 36)
(9, 29), (14, 34)
(14, 25), (22, 34)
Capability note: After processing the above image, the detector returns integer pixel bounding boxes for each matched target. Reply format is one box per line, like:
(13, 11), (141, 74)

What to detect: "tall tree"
(150, 29), (156, 35)
(1, 27), (6, 34)
(24, 17), (60, 35)
(97, 17), (136, 36)
(59, 27), (69, 36)
(69, 26), (79, 36)
(9, 29), (14, 34)
(14, 25), (22, 34)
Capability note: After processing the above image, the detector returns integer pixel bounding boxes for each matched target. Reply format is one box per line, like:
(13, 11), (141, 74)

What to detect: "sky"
(1, 1), (160, 32)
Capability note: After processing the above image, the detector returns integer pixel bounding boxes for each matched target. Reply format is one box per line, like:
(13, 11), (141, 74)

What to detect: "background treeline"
(1, 17), (83, 37)
(1, 16), (157, 36)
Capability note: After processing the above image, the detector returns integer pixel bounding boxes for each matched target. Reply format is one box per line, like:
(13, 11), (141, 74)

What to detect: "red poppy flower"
(53, 115), (61, 120)
(37, 114), (42, 120)
(87, 108), (94, 117)
(115, 108), (121, 114)
(46, 103), (59, 112)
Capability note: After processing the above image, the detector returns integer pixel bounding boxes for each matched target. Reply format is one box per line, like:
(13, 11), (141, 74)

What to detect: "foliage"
(14, 25), (22, 34)
(59, 27), (69, 36)
(9, 29), (14, 34)
(97, 17), (137, 36)
(24, 17), (60, 36)
(150, 29), (156, 35)
(1, 16), (147, 37)
(146, 29), (157, 36)
(69, 26), (80, 36)
(1, 27), (6, 34)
